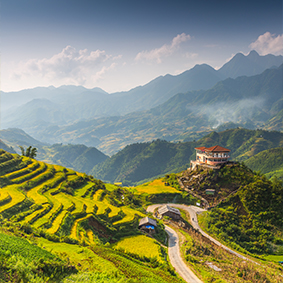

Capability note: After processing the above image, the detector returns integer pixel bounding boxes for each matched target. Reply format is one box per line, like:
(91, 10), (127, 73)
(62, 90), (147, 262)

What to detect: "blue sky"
(1, 0), (282, 92)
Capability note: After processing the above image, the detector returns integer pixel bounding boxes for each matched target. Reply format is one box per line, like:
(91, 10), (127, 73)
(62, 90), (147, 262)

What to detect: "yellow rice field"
(134, 179), (179, 194)
(113, 235), (163, 262)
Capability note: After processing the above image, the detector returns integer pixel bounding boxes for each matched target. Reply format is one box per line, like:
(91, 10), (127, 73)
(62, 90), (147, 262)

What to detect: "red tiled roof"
(205, 145), (230, 152)
(195, 145), (230, 152)
(195, 146), (206, 150)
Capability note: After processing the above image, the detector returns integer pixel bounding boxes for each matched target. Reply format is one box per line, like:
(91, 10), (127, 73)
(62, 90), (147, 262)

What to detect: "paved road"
(166, 204), (251, 262)
(165, 225), (203, 283)
(147, 203), (257, 277)
(147, 204), (203, 283)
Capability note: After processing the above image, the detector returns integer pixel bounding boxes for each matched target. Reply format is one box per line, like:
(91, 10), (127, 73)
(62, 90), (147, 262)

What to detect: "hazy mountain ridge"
(0, 139), (16, 153)
(17, 63), (282, 155)
(218, 50), (283, 78)
(2, 50), (282, 132)
(0, 128), (108, 173)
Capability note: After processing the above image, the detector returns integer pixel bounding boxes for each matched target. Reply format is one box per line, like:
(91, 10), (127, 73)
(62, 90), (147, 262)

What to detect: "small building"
(138, 217), (157, 234)
(205, 189), (215, 195)
(191, 145), (230, 169)
(158, 205), (181, 220)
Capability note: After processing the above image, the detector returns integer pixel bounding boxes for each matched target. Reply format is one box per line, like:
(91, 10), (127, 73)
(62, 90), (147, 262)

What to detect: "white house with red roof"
(191, 145), (230, 169)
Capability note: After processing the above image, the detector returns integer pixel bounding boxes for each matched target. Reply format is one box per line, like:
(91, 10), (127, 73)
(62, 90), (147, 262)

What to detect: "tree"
(19, 146), (37, 159)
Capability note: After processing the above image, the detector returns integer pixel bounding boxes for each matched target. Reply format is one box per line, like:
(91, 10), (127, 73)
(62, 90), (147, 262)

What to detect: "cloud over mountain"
(135, 33), (191, 63)
(12, 46), (121, 85)
(249, 32), (283, 55)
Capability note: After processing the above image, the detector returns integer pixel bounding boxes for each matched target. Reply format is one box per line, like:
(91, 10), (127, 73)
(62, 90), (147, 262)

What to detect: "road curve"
(147, 204), (203, 283)
(147, 204), (256, 264)
(165, 225), (203, 283)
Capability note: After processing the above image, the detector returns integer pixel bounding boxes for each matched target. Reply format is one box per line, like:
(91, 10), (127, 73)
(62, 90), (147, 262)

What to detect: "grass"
(175, 226), (283, 283)
(174, 211), (283, 283)
(264, 255), (283, 261)
(12, 161), (46, 184)
(0, 191), (10, 203)
(134, 179), (180, 194)
(36, 237), (120, 274)
(5, 159), (39, 180)
(113, 235), (164, 262)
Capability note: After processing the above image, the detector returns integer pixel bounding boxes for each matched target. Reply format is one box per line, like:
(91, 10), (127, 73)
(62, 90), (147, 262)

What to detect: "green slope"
(0, 149), (183, 283)
(199, 174), (283, 255)
(245, 147), (283, 179)
(91, 128), (283, 185)
(40, 143), (108, 174)
(90, 139), (195, 185)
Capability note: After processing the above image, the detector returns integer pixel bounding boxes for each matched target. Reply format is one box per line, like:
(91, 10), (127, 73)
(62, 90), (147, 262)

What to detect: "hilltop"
(179, 162), (254, 207)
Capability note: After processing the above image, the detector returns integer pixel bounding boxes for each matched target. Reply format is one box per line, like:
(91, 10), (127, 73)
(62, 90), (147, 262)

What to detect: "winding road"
(147, 204), (255, 283)
(165, 225), (203, 283)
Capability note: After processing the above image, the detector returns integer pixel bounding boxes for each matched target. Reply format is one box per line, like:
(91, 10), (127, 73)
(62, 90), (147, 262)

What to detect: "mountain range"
(2, 51), (282, 128)
(1, 50), (282, 156)
(8, 63), (280, 155)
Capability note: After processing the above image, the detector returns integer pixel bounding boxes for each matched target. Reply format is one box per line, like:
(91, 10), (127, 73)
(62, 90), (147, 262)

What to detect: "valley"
(0, 50), (282, 283)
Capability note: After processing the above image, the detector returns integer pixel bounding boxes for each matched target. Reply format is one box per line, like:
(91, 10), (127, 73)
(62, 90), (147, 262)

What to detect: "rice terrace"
(0, 147), (283, 282)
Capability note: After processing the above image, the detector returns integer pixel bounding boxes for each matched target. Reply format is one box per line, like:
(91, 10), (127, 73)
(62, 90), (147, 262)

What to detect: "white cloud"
(135, 33), (191, 63)
(91, 62), (117, 82)
(249, 32), (283, 55)
(12, 45), (121, 85)
(184, 52), (198, 59)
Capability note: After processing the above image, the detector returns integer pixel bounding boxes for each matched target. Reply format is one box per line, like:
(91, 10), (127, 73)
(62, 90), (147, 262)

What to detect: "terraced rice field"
(113, 235), (164, 262)
(0, 150), (145, 245)
(134, 179), (180, 194)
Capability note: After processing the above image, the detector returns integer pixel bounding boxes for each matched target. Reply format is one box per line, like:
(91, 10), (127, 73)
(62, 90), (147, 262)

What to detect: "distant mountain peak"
(248, 50), (259, 56)
(218, 50), (283, 78)
(247, 50), (260, 60)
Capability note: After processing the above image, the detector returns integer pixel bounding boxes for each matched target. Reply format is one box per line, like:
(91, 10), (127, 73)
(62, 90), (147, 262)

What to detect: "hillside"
(91, 128), (283, 185)
(196, 128), (283, 161)
(17, 64), (283, 155)
(0, 139), (16, 153)
(180, 162), (256, 207)
(0, 149), (183, 282)
(179, 162), (283, 255)
(198, 170), (283, 255)
(245, 147), (283, 179)
(90, 139), (195, 185)
(39, 143), (109, 174)
(0, 128), (46, 151)
(0, 128), (109, 174)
